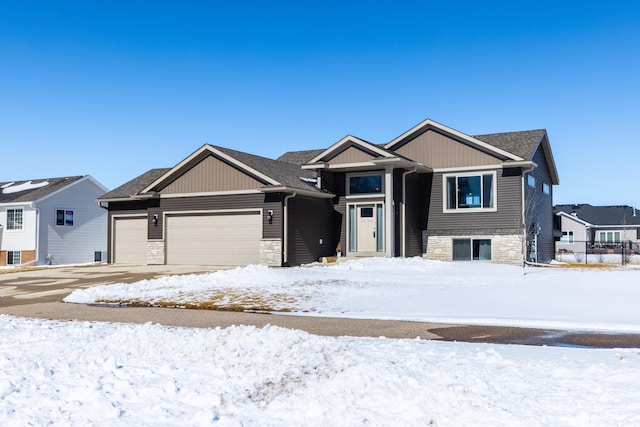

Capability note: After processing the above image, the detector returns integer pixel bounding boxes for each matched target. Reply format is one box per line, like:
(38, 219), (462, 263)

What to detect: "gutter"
(29, 202), (41, 266)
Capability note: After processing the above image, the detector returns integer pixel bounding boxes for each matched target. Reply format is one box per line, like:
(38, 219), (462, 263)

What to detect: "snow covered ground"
(2, 258), (640, 426)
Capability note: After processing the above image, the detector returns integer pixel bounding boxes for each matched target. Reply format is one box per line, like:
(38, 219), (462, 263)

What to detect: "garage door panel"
(114, 217), (147, 264)
(166, 212), (261, 266)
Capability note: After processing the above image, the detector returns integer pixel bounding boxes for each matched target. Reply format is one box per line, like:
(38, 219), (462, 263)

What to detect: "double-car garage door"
(113, 211), (262, 266)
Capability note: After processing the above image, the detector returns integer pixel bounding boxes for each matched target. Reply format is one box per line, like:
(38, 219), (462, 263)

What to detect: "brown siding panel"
(159, 154), (263, 194)
(328, 146), (377, 165)
(395, 129), (502, 168)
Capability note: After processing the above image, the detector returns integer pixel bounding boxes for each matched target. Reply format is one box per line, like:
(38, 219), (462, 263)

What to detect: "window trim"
(346, 171), (385, 198)
(6, 208), (24, 231)
(56, 209), (74, 227)
(7, 250), (21, 265)
(442, 171), (497, 213)
(560, 230), (574, 244)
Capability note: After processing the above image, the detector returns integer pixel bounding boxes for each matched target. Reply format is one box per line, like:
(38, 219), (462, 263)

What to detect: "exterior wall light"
(267, 210), (273, 224)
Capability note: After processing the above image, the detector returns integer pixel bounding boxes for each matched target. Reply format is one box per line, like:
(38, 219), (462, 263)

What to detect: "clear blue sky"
(1, 1), (639, 207)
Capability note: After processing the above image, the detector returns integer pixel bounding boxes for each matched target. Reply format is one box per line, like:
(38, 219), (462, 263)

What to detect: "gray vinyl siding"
(427, 168), (522, 231)
(287, 196), (335, 265)
(526, 146), (555, 262)
(321, 171), (347, 251)
(36, 179), (107, 265)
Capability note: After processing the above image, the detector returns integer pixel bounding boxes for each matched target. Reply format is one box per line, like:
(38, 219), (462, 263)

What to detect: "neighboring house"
(99, 119), (559, 267)
(554, 204), (640, 254)
(0, 176), (108, 267)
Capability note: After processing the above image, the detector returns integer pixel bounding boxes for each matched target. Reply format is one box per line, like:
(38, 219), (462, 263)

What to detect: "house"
(99, 118), (559, 266)
(554, 204), (640, 255)
(0, 176), (109, 267)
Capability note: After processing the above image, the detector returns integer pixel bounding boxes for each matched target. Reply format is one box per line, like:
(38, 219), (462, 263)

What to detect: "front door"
(348, 203), (384, 254)
(357, 205), (377, 252)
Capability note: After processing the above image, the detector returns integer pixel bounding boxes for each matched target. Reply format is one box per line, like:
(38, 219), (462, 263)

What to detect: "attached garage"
(165, 211), (262, 266)
(113, 217), (147, 264)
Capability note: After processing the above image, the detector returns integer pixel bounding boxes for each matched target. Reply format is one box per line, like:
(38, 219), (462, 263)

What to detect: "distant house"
(99, 119), (559, 266)
(0, 176), (108, 267)
(554, 204), (640, 255)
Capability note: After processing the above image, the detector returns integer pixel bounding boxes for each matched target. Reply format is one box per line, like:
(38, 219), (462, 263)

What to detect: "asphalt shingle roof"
(474, 129), (546, 160)
(0, 176), (84, 204)
(554, 204), (640, 226)
(276, 149), (326, 165)
(98, 168), (171, 200)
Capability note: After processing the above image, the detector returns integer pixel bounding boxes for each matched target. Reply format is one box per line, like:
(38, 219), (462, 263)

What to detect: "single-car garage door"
(113, 217), (147, 264)
(165, 211), (261, 266)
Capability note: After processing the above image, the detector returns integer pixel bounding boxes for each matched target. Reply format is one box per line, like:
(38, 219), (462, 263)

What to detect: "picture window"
(445, 172), (495, 211)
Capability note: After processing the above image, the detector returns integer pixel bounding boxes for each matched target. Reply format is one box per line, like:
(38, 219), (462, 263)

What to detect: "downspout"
(521, 166), (536, 269)
(401, 167), (418, 257)
(29, 202), (41, 266)
(283, 192), (297, 266)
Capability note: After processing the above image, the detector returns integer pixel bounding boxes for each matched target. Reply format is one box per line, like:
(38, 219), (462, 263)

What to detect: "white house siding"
(0, 204), (37, 252)
(556, 215), (589, 253)
(37, 179), (107, 265)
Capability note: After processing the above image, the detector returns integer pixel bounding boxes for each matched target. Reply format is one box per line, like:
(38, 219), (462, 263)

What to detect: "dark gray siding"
(321, 171), (347, 251)
(404, 173), (430, 257)
(527, 146), (555, 262)
(287, 196), (335, 265)
(427, 168), (522, 231)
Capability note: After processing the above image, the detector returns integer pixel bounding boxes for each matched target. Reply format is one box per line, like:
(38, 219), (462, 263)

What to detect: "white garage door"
(165, 212), (261, 266)
(113, 217), (147, 264)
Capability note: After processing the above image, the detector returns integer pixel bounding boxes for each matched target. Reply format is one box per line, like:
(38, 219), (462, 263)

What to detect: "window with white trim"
(543, 182), (550, 195)
(560, 231), (574, 243)
(7, 251), (21, 265)
(347, 172), (384, 196)
(444, 172), (496, 211)
(56, 209), (74, 226)
(7, 209), (23, 230)
(599, 231), (621, 244)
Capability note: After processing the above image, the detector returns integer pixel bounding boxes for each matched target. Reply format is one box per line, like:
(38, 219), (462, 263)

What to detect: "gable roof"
(0, 176), (88, 204)
(384, 119), (524, 162)
(305, 135), (397, 165)
(554, 204), (640, 226)
(474, 129), (546, 160)
(101, 144), (329, 201)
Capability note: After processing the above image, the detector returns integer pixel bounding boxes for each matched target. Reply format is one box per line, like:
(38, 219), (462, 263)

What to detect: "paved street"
(1, 264), (640, 348)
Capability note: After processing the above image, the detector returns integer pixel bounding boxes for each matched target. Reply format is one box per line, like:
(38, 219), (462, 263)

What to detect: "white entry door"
(356, 205), (377, 252)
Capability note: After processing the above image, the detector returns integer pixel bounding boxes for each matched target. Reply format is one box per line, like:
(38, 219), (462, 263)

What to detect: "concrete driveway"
(0, 264), (217, 307)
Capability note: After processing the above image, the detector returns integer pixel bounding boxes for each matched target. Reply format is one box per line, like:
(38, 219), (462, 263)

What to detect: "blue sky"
(1, 1), (639, 207)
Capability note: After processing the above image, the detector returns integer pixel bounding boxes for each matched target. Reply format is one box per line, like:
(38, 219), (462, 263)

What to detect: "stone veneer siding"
(147, 240), (165, 265)
(260, 239), (282, 267)
(424, 229), (523, 264)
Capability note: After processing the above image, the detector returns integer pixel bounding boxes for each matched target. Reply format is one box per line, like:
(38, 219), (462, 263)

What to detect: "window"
(445, 172), (495, 211)
(94, 251), (107, 262)
(7, 209), (23, 230)
(599, 231), (621, 244)
(452, 239), (492, 261)
(348, 173), (383, 195)
(561, 231), (574, 243)
(527, 175), (536, 188)
(7, 251), (21, 265)
(542, 182), (550, 195)
(56, 209), (74, 226)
